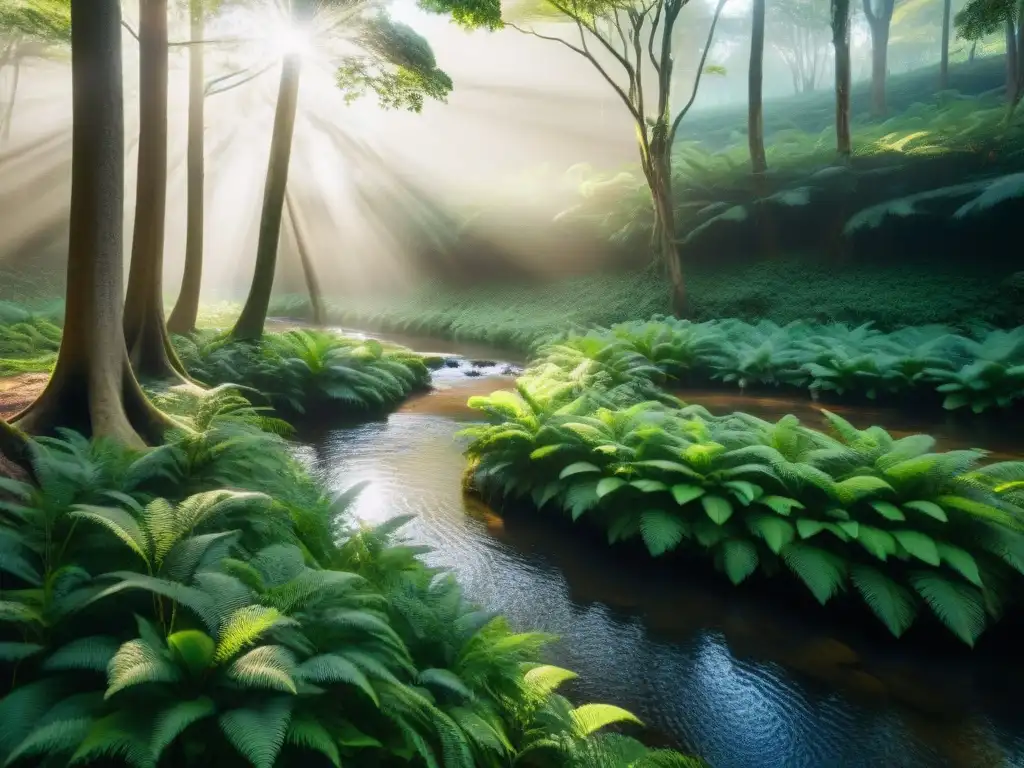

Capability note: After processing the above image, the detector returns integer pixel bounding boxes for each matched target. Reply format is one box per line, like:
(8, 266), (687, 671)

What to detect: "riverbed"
(297, 336), (1024, 768)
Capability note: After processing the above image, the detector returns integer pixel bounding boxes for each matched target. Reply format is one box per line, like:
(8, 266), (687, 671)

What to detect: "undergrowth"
(0, 387), (703, 767)
(461, 361), (1024, 646)
(173, 329), (432, 417)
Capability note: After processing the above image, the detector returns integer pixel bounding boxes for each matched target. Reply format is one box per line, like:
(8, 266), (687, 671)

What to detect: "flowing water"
(297, 332), (1024, 768)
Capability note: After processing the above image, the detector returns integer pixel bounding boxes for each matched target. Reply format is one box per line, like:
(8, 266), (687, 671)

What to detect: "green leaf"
(747, 515), (795, 554)
(631, 479), (669, 493)
(701, 495), (733, 525)
(0, 643), (44, 662)
(850, 565), (917, 637)
(909, 571), (987, 646)
(168, 631), (215, 677)
(150, 698), (216, 761)
(796, 519), (826, 539)
(869, 501), (906, 521)
(287, 713), (341, 767)
(215, 605), (284, 663)
(219, 697), (293, 768)
(559, 462), (601, 479)
(892, 530), (941, 566)
(670, 484), (706, 506)
(639, 510), (689, 557)
(758, 495), (804, 516)
(833, 476), (893, 504)
(935, 542), (983, 587)
(296, 654), (379, 706)
(857, 526), (897, 561)
(596, 477), (627, 499)
(106, 639), (181, 699)
(632, 459), (702, 478)
(782, 543), (847, 605)
(903, 500), (948, 522)
(226, 646), (297, 693)
(720, 539), (759, 585)
(723, 480), (761, 505)
(569, 703), (642, 738)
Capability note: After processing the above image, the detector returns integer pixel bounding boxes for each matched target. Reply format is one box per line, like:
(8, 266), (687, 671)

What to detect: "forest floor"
(0, 372), (48, 420)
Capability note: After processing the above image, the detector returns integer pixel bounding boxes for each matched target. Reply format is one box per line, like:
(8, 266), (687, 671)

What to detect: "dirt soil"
(0, 372), (48, 421)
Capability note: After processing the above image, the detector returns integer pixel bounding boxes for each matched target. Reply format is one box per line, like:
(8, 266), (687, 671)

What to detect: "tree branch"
(507, 23), (643, 125)
(668, 0), (728, 147)
(647, 1), (664, 77)
(205, 62), (275, 96)
(121, 20), (140, 41)
(549, 0), (640, 93)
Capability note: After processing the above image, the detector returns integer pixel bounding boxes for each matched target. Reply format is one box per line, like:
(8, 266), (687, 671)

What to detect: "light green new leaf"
(569, 703), (642, 738)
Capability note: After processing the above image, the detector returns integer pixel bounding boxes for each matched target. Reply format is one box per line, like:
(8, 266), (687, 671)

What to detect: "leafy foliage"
(463, 353), (1024, 645)
(172, 328), (430, 416)
(0, 389), (701, 766)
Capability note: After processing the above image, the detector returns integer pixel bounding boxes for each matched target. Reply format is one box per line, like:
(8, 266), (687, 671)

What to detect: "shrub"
(173, 329), (431, 416)
(0, 390), (701, 767)
(462, 381), (1024, 646)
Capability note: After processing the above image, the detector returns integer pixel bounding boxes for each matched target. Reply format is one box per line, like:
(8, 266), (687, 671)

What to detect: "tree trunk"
(286, 190), (324, 326)
(969, 40), (977, 64)
(123, 0), (189, 381)
(231, 52), (303, 340)
(1008, 19), (1020, 105)
(167, 0), (205, 336)
(1016, 10), (1024, 102)
(748, 0), (767, 176)
(868, 20), (890, 116)
(939, 0), (951, 90)
(647, 149), (684, 315)
(13, 0), (177, 447)
(0, 45), (20, 144)
(832, 0), (852, 156)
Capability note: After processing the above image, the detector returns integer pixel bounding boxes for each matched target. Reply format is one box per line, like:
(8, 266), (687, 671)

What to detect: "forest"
(0, 0), (1022, 765)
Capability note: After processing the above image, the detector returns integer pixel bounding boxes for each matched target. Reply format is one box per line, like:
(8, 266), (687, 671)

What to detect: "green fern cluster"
(0, 304), (62, 377)
(173, 329), (431, 417)
(462, 383), (1024, 645)
(543, 318), (1024, 413)
(0, 391), (702, 767)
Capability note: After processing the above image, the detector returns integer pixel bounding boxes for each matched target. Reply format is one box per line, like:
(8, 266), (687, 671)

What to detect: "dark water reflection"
(298, 355), (1024, 768)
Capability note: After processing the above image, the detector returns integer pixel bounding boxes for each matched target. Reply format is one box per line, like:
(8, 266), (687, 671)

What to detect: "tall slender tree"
(862, 0), (896, 117)
(167, 0), (208, 335)
(123, 0), (192, 381)
(956, 0), (1023, 107)
(504, 0), (729, 315)
(231, 1), (458, 340)
(940, 0), (952, 88)
(749, 0), (767, 175)
(831, 0), (852, 155)
(11, 0), (177, 446)
(286, 188), (325, 325)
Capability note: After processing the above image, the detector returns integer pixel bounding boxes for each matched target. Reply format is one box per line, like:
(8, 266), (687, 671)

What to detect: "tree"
(11, 0), (177, 447)
(286, 188), (326, 326)
(749, 0), (767, 175)
(956, 0), (1022, 106)
(505, 0), (729, 315)
(122, 0), (192, 382)
(167, 0), (210, 335)
(0, 0), (71, 143)
(770, 0), (831, 93)
(231, 2), (455, 340)
(831, 0), (853, 155)
(862, 0), (896, 116)
(940, 0), (952, 87)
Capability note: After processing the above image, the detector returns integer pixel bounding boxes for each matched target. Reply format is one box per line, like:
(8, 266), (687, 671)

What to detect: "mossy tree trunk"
(831, 0), (852, 157)
(286, 189), (325, 326)
(167, 0), (206, 336)
(123, 0), (190, 381)
(748, 0), (767, 176)
(13, 0), (178, 448)
(1007, 18), (1021, 105)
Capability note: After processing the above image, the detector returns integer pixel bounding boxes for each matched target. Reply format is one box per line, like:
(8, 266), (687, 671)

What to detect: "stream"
(295, 328), (1024, 768)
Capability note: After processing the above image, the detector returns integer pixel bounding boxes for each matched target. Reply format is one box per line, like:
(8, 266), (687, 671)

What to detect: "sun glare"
(270, 23), (314, 58)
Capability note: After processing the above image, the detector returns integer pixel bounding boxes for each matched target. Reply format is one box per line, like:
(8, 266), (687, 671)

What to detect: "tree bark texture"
(167, 0), (206, 336)
(13, 0), (177, 446)
(123, 0), (190, 381)
(749, 0), (768, 175)
(832, 0), (852, 156)
(231, 52), (302, 340)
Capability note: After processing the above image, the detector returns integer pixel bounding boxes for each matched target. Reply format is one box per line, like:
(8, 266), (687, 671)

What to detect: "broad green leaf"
(631, 479), (669, 493)
(640, 510), (689, 557)
(758, 495), (804, 516)
(747, 515), (795, 554)
(701, 495), (733, 525)
(935, 542), (983, 587)
(782, 543), (847, 605)
(870, 500), (906, 521)
(857, 526), (897, 561)
(850, 565), (917, 637)
(559, 462), (601, 479)
(670, 484), (706, 506)
(909, 571), (987, 646)
(903, 500), (948, 523)
(892, 530), (940, 566)
(720, 539), (759, 585)
(596, 477), (627, 499)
